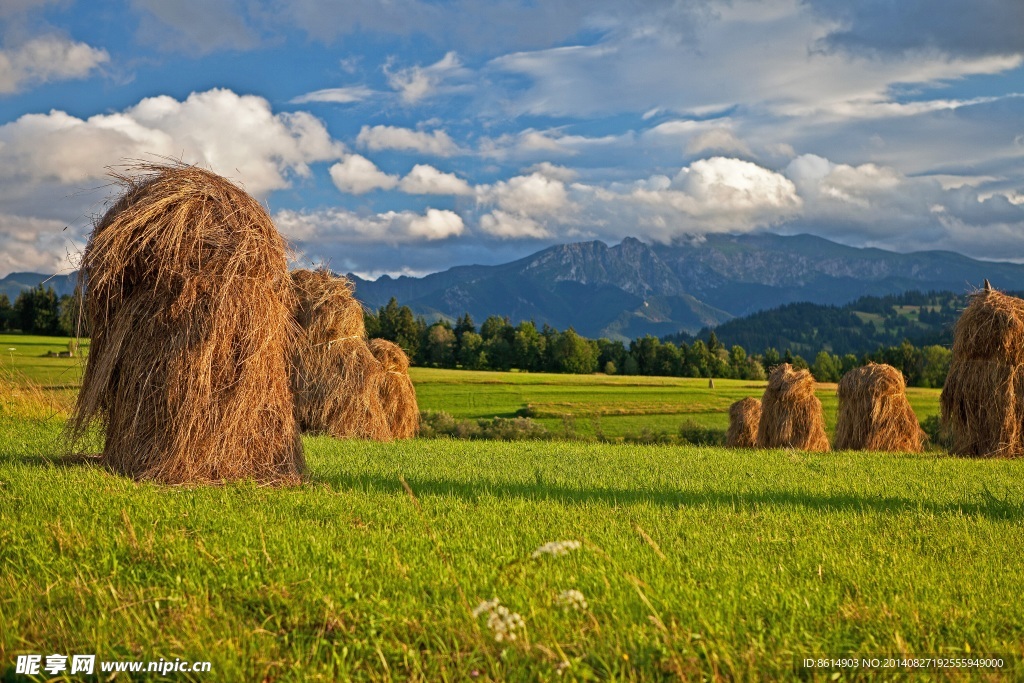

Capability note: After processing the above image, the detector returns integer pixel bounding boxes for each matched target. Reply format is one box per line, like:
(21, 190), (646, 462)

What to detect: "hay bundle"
(368, 338), (420, 439)
(757, 363), (830, 451)
(68, 164), (305, 484)
(290, 269), (392, 440)
(834, 363), (923, 452)
(726, 397), (760, 447)
(940, 285), (1024, 457)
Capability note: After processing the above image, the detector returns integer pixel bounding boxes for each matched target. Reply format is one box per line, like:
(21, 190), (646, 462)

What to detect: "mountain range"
(349, 233), (1024, 340)
(5, 232), (1024, 342)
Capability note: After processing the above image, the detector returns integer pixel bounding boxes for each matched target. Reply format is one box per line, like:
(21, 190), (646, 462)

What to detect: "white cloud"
(356, 125), (461, 156)
(328, 154), (398, 194)
(490, 0), (1021, 120)
(0, 88), (344, 197)
(384, 51), (468, 104)
(289, 86), (376, 104)
(476, 172), (572, 217)
(526, 162), (578, 182)
(479, 210), (549, 238)
(276, 206), (464, 244)
(399, 164), (473, 195)
(686, 128), (753, 156)
(0, 35), (109, 93)
(0, 213), (79, 278)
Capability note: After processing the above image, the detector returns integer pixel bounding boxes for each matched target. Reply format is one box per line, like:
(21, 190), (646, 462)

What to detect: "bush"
(418, 410), (551, 441)
(677, 419), (726, 446)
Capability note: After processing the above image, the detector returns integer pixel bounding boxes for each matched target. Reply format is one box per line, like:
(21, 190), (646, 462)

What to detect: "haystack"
(726, 397), (760, 447)
(368, 338), (420, 439)
(289, 269), (392, 440)
(68, 164), (305, 484)
(940, 284), (1024, 457)
(834, 363), (923, 452)
(758, 363), (830, 451)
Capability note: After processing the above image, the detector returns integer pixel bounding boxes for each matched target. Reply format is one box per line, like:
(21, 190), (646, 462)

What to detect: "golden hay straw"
(834, 363), (923, 452)
(757, 363), (830, 451)
(726, 397), (760, 448)
(290, 269), (365, 340)
(941, 287), (1024, 458)
(68, 163), (305, 484)
(290, 270), (391, 440)
(950, 288), (1024, 363)
(368, 338), (419, 439)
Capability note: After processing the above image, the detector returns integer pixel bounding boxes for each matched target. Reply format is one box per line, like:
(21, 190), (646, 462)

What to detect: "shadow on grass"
(313, 471), (1024, 522)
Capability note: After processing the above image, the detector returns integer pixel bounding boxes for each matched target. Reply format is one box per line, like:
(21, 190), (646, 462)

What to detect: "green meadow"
(2, 333), (1023, 680)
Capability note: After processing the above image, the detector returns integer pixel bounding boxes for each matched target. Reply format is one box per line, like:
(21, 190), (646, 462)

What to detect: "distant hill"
(669, 290), (992, 357)
(8, 232), (1024, 342)
(350, 233), (1024, 341)
(0, 272), (77, 302)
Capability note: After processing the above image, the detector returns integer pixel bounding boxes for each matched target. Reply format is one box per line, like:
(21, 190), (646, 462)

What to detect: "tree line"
(0, 286), (84, 336)
(3, 287), (953, 388)
(366, 298), (953, 388)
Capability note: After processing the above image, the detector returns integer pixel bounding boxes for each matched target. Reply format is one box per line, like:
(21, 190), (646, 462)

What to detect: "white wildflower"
(472, 598), (500, 618)
(556, 660), (571, 675)
(531, 540), (581, 559)
(472, 597), (525, 642)
(556, 589), (588, 611)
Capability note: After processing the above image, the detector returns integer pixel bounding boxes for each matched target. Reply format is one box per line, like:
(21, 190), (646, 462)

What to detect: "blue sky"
(2, 0), (1024, 279)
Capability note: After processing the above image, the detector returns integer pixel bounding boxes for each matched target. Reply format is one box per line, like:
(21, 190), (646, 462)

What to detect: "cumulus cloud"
(476, 172), (572, 217)
(384, 51), (468, 104)
(356, 125), (461, 156)
(399, 164), (473, 195)
(0, 35), (109, 93)
(0, 88), (343, 196)
(686, 128), (753, 156)
(276, 206), (464, 244)
(328, 154), (398, 194)
(479, 210), (549, 238)
(289, 86), (376, 104)
(0, 213), (78, 278)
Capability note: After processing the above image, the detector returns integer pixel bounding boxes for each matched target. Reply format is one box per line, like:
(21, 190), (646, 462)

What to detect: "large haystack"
(290, 269), (392, 440)
(940, 286), (1024, 457)
(726, 397), (760, 448)
(758, 363), (830, 451)
(834, 363), (923, 452)
(68, 164), (305, 484)
(368, 338), (419, 439)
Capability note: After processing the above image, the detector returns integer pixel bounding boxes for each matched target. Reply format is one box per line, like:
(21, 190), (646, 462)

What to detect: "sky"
(1, 0), (1024, 279)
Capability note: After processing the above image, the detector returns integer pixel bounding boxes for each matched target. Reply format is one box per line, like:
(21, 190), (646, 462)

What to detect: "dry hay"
(757, 363), (830, 451)
(834, 363), (923, 452)
(289, 269), (391, 440)
(68, 163), (305, 484)
(726, 397), (760, 448)
(290, 268), (365, 340)
(941, 286), (1024, 457)
(368, 338), (420, 439)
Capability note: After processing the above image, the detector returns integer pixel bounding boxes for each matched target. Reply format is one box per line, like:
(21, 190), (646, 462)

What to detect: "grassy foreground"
(2, 408), (1024, 680)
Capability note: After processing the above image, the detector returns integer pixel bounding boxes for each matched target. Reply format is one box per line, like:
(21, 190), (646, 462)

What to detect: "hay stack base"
(834, 363), (923, 452)
(368, 338), (419, 439)
(940, 285), (1024, 458)
(290, 269), (392, 440)
(69, 164), (305, 485)
(726, 397), (760, 448)
(758, 363), (830, 451)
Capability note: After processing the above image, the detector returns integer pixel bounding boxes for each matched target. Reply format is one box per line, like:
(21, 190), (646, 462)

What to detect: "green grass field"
(0, 333), (941, 440)
(2, 333), (1022, 680)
